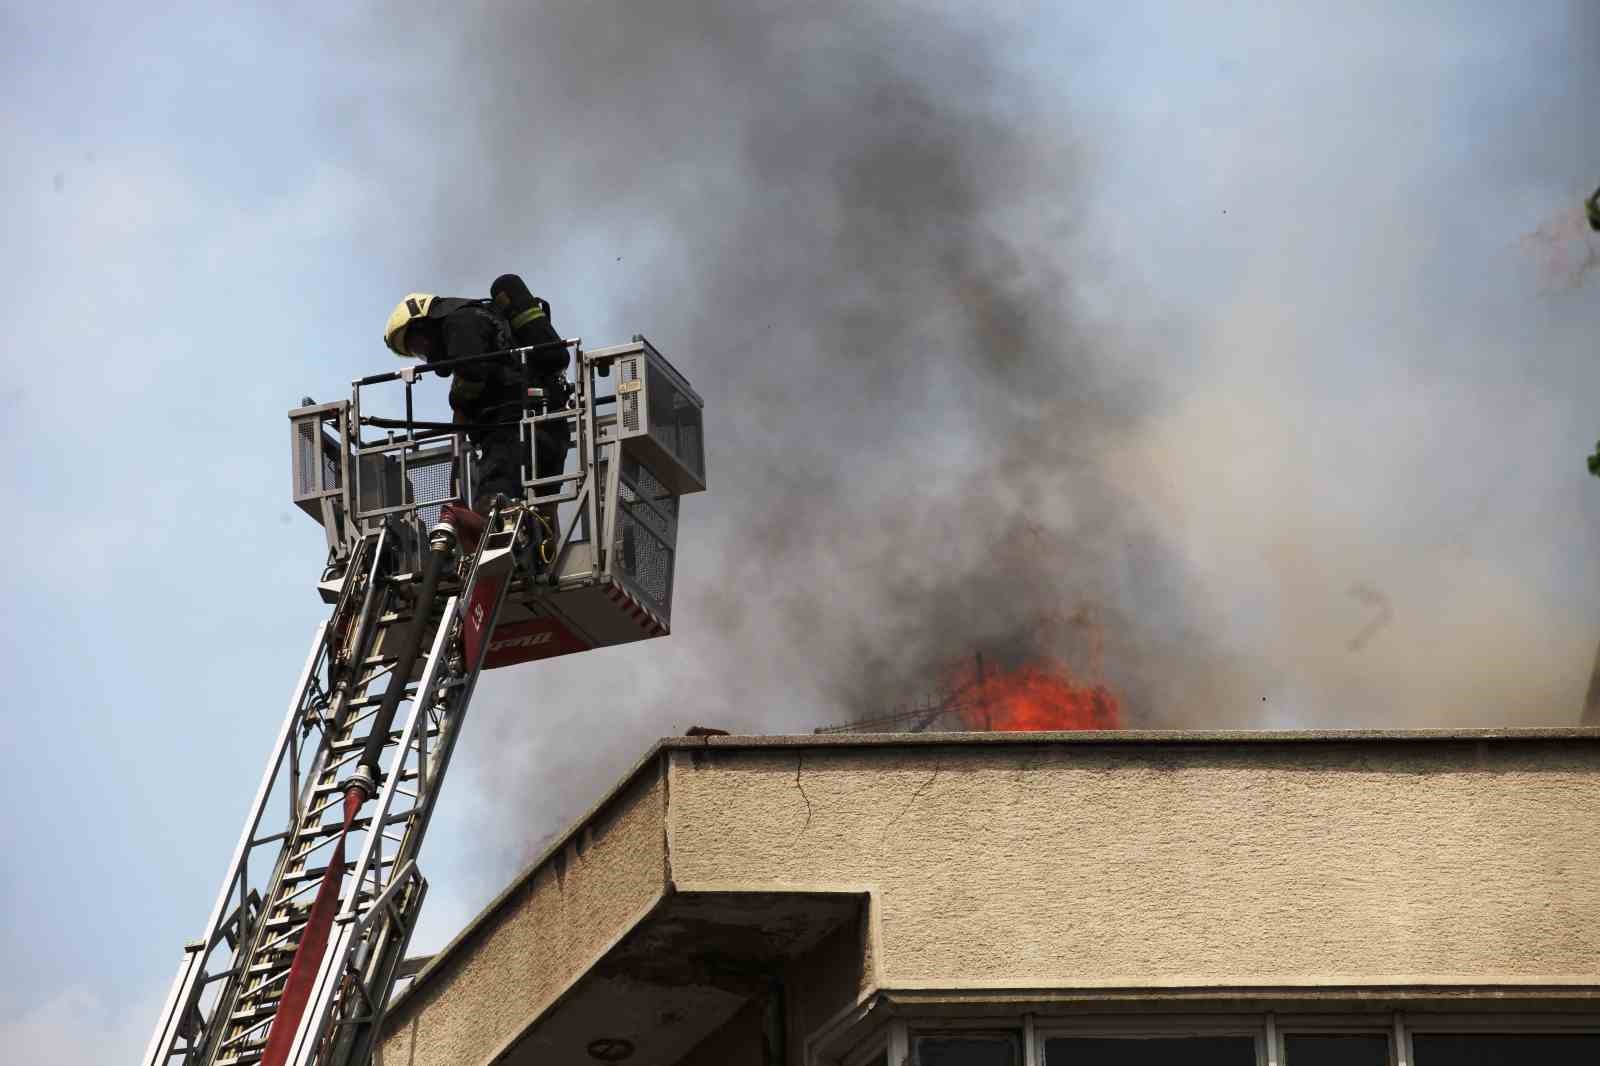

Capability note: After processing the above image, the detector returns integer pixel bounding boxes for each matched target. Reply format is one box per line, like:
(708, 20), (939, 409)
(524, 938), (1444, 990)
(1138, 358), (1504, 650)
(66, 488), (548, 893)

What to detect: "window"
(915, 1034), (1019, 1066)
(823, 1013), (1600, 1066)
(1283, 1034), (1390, 1065)
(1044, 1035), (1257, 1065)
(1411, 1033), (1600, 1065)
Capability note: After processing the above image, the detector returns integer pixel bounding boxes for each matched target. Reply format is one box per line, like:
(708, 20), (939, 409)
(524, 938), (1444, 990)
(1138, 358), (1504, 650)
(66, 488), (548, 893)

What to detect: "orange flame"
(951, 656), (1121, 731)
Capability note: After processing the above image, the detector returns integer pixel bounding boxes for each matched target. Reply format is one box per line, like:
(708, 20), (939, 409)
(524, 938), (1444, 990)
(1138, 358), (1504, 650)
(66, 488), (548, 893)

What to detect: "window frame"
(1034, 1013), (1267, 1066)
(1398, 1013), (1600, 1066)
(818, 1008), (1600, 1066)
(1275, 1027), (1394, 1066)
(910, 1026), (1026, 1066)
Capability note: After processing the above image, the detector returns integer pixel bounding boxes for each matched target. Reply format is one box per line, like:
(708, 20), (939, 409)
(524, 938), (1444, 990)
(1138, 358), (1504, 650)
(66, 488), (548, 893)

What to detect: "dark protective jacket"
(419, 296), (571, 506)
(421, 298), (532, 418)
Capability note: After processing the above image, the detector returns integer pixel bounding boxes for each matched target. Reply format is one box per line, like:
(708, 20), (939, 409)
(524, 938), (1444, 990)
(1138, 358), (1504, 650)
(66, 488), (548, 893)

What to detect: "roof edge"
(672, 727), (1600, 749)
(383, 725), (1596, 1024)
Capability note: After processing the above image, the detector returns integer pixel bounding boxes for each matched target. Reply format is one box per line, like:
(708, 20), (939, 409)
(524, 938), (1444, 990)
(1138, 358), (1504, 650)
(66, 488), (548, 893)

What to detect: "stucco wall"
(665, 739), (1600, 990)
(378, 763), (669, 1066)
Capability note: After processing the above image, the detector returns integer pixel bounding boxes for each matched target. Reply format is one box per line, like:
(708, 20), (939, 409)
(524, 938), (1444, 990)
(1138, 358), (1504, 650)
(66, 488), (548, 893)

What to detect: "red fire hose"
(258, 785), (364, 1066)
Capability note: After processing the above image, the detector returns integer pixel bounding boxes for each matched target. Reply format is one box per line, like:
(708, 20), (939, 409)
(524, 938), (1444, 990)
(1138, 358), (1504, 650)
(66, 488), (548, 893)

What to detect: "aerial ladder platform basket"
(144, 335), (703, 1066)
(294, 334), (702, 662)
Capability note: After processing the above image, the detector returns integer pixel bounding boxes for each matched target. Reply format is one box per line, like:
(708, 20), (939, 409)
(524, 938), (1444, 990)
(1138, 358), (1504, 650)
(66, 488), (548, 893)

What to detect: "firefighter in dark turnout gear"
(384, 284), (571, 515)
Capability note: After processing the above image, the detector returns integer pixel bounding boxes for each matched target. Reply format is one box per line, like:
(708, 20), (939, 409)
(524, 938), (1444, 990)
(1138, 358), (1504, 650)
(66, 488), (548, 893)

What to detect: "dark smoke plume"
(339, 1), (1233, 860)
(328, 1), (1600, 883)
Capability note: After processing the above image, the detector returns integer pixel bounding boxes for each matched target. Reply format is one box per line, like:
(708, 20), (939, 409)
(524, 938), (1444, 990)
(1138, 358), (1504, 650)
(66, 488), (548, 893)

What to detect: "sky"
(3, 2), (1599, 1062)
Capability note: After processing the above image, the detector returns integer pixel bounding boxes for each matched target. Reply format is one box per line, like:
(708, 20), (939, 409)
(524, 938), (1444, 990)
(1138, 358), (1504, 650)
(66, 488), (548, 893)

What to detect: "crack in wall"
(880, 755), (942, 844)
(793, 751), (814, 839)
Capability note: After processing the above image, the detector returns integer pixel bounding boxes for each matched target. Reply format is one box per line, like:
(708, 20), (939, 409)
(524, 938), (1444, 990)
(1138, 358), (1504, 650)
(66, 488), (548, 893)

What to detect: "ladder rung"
(264, 884), (377, 930)
(275, 856), (358, 888)
(261, 912), (308, 934)
(215, 1038), (267, 1066)
(226, 1001), (279, 1025)
(244, 947), (292, 973)
(293, 815), (372, 841)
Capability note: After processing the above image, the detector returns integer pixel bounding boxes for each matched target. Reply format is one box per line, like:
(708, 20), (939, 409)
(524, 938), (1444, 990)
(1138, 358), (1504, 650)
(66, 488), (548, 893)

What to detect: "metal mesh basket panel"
(294, 418), (342, 498)
(646, 360), (703, 481)
(294, 420), (317, 497)
(405, 452), (457, 527)
(622, 457), (678, 536)
(613, 456), (676, 612)
(613, 507), (673, 612)
(619, 356), (642, 433)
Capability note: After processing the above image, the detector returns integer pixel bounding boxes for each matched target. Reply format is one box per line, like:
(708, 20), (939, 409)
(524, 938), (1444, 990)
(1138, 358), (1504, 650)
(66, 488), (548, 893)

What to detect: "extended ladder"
(145, 334), (704, 1066)
(144, 505), (532, 1066)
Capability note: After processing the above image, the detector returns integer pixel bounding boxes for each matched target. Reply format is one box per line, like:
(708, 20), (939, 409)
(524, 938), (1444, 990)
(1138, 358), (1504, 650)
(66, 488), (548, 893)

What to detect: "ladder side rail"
(143, 622), (329, 1066)
(284, 608), (456, 1066)
(208, 722), (341, 1065)
(209, 531), (402, 1065)
(331, 872), (427, 1065)
(319, 527), (389, 749)
(362, 517), (525, 921)
(292, 531), (377, 822)
(333, 520), (527, 1066)
(143, 933), (207, 1066)
(337, 508), (524, 928)
(294, 513), (529, 1066)
(282, 598), (461, 1066)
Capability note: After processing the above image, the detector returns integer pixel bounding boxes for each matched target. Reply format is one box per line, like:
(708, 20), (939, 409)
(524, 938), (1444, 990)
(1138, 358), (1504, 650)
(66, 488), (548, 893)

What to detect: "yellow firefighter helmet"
(384, 294), (437, 356)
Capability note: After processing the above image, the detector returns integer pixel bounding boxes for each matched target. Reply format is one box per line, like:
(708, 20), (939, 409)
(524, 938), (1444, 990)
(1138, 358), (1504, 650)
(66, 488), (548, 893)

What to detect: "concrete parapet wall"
(666, 738), (1600, 989)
